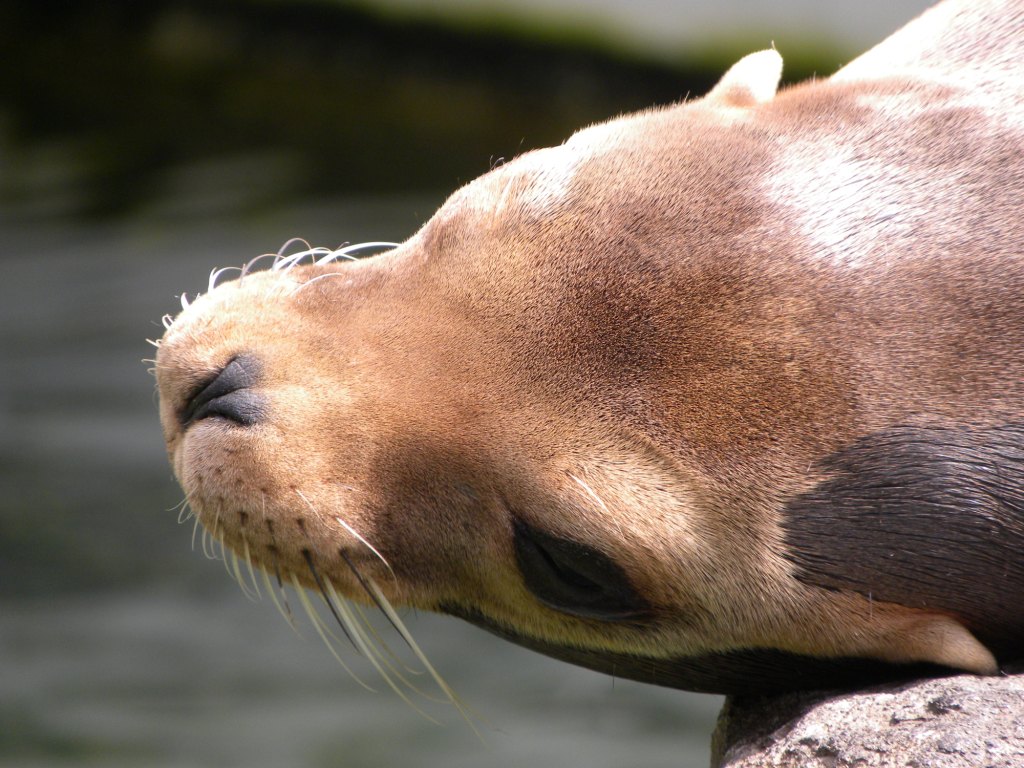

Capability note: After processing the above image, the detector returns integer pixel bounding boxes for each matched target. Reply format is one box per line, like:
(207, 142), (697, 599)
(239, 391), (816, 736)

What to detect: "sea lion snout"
(155, 268), (708, 649)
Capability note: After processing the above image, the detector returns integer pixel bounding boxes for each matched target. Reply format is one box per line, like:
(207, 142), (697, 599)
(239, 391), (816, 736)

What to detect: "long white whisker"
(273, 253), (308, 272)
(262, 567), (299, 633)
(241, 252), (280, 276)
(276, 237), (312, 258)
(323, 578), (444, 721)
(365, 578), (483, 738)
(169, 496), (193, 524)
(289, 272), (348, 294)
(569, 473), (611, 514)
(217, 531), (234, 577)
(242, 539), (262, 599)
(345, 605), (444, 703)
(201, 526), (215, 559)
(208, 266), (241, 292)
(335, 515), (393, 574)
(292, 574), (376, 692)
(352, 601), (423, 676)
(315, 241), (400, 264)
(292, 490), (393, 576)
(231, 550), (260, 602)
(208, 509), (225, 562)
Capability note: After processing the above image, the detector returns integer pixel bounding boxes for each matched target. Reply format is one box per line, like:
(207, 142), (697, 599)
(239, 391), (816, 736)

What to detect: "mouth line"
(438, 603), (960, 696)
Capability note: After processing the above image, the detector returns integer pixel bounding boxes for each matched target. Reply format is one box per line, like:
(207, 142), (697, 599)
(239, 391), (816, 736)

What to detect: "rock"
(712, 669), (1024, 768)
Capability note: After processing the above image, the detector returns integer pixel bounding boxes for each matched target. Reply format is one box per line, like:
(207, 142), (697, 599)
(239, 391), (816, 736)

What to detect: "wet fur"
(156, 0), (1024, 697)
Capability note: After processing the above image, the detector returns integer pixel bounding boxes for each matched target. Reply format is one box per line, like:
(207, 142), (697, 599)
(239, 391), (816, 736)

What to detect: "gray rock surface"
(712, 670), (1024, 767)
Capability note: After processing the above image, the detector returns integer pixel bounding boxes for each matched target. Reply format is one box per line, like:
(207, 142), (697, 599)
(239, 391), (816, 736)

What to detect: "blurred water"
(0, 198), (722, 768)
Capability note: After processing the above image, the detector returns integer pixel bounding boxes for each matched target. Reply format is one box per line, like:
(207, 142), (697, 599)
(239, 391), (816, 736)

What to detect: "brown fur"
(155, 0), (1024, 694)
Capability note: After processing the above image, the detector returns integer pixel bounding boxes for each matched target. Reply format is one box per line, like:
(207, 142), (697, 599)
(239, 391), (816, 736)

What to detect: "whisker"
(231, 550), (260, 602)
(262, 566), (299, 632)
(334, 515), (393, 573)
(208, 266), (241, 292)
(241, 252), (279, 277)
(254, 493), (299, 630)
(337, 547), (412, 649)
(273, 253), (308, 272)
(291, 574), (376, 692)
(276, 237), (313, 260)
(211, 511), (227, 562)
(242, 538), (262, 599)
(201, 526), (215, 559)
(331, 583), (444, 701)
(302, 549), (360, 653)
(316, 241), (399, 264)
(352, 601), (424, 676)
(289, 272), (347, 294)
(203, 508), (223, 560)
(294, 490), (393, 577)
(168, 496), (193, 524)
(217, 530), (236, 582)
(569, 473), (611, 514)
(365, 578), (483, 737)
(210, 507), (226, 558)
(274, 563), (299, 631)
(322, 578), (444, 721)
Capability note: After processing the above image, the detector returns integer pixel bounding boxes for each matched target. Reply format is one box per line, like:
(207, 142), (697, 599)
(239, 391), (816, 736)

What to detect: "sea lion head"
(155, 47), (1013, 696)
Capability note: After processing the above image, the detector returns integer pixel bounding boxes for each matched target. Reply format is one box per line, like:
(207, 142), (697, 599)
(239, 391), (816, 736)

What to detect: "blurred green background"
(0, 1), (929, 766)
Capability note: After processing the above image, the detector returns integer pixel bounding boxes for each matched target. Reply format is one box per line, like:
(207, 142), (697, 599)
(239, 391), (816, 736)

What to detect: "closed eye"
(513, 518), (649, 621)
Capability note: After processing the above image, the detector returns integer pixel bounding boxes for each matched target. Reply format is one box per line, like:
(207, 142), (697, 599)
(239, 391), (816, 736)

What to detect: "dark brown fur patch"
(782, 423), (1024, 660)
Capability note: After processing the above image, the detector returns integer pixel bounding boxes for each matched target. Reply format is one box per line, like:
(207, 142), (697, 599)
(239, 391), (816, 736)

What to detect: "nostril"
(180, 354), (266, 428)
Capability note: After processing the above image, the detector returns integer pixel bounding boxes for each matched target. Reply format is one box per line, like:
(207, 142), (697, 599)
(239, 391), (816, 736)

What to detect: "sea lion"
(154, 0), (1024, 697)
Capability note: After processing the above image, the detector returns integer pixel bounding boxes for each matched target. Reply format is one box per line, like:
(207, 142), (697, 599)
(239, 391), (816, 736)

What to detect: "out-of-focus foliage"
(0, 0), (839, 218)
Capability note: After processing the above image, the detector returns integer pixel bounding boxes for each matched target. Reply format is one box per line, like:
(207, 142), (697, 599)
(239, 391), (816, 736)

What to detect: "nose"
(179, 354), (266, 428)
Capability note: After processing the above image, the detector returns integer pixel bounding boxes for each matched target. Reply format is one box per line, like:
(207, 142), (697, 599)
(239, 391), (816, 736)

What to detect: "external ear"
(705, 49), (783, 107)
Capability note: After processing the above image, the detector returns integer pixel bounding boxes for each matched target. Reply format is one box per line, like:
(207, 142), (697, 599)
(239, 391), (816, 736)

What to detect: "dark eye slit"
(513, 517), (650, 622)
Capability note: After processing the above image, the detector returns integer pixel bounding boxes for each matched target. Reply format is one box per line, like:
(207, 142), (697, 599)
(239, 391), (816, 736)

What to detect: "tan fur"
(156, 0), (1024, 682)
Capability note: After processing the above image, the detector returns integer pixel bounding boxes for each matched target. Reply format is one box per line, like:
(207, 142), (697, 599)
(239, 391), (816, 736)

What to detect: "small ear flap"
(705, 49), (783, 108)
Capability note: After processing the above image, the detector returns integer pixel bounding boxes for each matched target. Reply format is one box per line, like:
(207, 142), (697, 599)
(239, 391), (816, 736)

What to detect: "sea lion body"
(155, 0), (1024, 695)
